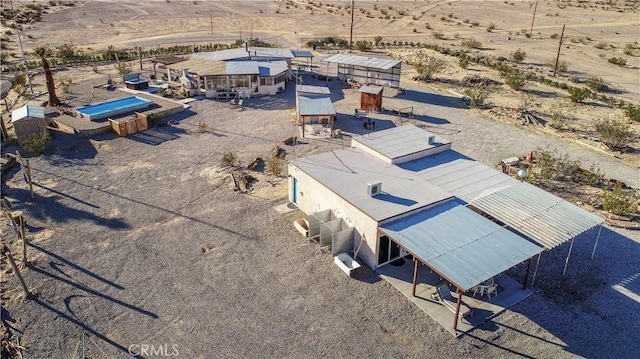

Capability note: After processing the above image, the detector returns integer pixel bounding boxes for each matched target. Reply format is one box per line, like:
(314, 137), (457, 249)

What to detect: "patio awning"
(380, 200), (543, 291)
(470, 182), (604, 249)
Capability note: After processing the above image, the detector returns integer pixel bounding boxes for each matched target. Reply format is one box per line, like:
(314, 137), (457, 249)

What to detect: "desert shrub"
(425, 23), (431, 29)
(622, 43), (635, 56)
(115, 62), (132, 75)
(355, 41), (371, 52)
(593, 41), (608, 49)
(414, 57), (445, 81)
(220, 152), (238, 168)
(548, 105), (569, 129)
(595, 118), (634, 150)
(585, 76), (608, 92)
(374, 36), (383, 47)
(585, 165), (604, 187)
(461, 37), (481, 49)
(602, 186), (635, 216)
(464, 85), (494, 108)
(532, 147), (581, 183)
(486, 23), (496, 32)
(458, 55), (470, 69)
(607, 57), (626, 66)
(623, 104), (640, 122)
(505, 70), (527, 91)
(267, 154), (283, 176)
(568, 87), (592, 103)
(197, 121), (209, 133)
(20, 131), (51, 154)
(471, 21), (480, 27)
(510, 48), (527, 63)
(432, 31), (444, 39)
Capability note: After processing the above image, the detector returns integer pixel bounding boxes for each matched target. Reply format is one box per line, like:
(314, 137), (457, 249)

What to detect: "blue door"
(292, 177), (298, 204)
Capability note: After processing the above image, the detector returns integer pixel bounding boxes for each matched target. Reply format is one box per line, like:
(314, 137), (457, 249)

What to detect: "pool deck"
(54, 90), (185, 136)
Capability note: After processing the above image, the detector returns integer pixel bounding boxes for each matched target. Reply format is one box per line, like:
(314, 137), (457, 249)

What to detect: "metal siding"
(256, 61), (289, 76)
(298, 96), (336, 116)
(471, 182), (603, 249)
(323, 54), (401, 70)
(226, 61), (259, 75)
(359, 85), (384, 94)
(352, 125), (451, 161)
(297, 85), (331, 95)
(292, 50), (314, 58)
(381, 200), (543, 290)
(12, 105), (44, 122)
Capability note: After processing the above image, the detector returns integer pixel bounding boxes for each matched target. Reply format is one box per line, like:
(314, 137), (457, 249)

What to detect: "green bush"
(267, 154), (283, 176)
(505, 70), (527, 91)
(20, 131), (51, 154)
(607, 57), (626, 66)
(595, 118), (634, 150)
(602, 186), (635, 216)
(464, 85), (494, 108)
(585, 76), (608, 92)
(414, 57), (445, 81)
(568, 87), (592, 103)
(623, 104), (640, 122)
(532, 147), (581, 183)
(220, 152), (238, 168)
(510, 48), (527, 63)
(461, 37), (482, 49)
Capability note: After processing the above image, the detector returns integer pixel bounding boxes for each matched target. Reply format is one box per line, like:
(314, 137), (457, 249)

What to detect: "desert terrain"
(1, 1), (639, 358)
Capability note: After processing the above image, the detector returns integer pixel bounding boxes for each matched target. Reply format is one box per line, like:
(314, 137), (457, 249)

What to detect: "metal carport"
(380, 199), (543, 330)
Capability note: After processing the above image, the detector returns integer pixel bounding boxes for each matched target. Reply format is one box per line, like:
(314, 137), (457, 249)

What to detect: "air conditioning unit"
(427, 135), (436, 145)
(367, 181), (382, 196)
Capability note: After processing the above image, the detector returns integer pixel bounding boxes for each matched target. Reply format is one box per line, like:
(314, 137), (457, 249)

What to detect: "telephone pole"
(553, 25), (565, 77)
(9, 0), (33, 94)
(349, 0), (355, 51)
(529, 1), (538, 38)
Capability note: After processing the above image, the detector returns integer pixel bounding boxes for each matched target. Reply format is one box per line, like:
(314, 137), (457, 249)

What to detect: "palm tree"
(33, 45), (61, 106)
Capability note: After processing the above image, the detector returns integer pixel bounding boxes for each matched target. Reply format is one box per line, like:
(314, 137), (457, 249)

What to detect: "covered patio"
(378, 199), (544, 336)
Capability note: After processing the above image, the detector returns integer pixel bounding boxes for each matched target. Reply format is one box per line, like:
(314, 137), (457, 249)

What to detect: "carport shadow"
(335, 117), (395, 136)
(43, 131), (99, 167)
(126, 126), (186, 146)
(505, 226), (640, 358)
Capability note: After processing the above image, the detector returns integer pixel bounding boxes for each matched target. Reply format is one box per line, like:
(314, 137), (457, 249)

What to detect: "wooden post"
(1, 113), (8, 141)
(2, 245), (31, 298)
(553, 25), (565, 77)
(19, 215), (27, 267)
(523, 257), (533, 289)
(138, 46), (143, 70)
(349, 0), (355, 51)
(411, 258), (419, 297)
(26, 159), (34, 200)
(210, 13), (213, 35)
(529, 1), (538, 38)
(453, 288), (462, 331)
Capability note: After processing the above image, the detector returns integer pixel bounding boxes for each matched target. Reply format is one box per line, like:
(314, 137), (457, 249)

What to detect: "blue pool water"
(76, 96), (152, 118)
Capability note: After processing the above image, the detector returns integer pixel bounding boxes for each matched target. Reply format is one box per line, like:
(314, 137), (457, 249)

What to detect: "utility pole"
(9, 0), (33, 94)
(529, 1), (538, 38)
(553, 24), (565, 77)
(210, 13), (213, 35)
(349, 0), (355, 51)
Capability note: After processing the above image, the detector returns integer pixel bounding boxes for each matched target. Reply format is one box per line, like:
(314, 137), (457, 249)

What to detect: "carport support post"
(411, 258), (419, 297)
(26, 159), (34, 200)
(591, 224), (603, 259)
(453, 288), (462, 331)
(2, 245), (30, 299)
(523, 257), (532, 289)
(531, 252), (542, 287)
(562, 238), (575, 276)
(19, 215), (27, 267)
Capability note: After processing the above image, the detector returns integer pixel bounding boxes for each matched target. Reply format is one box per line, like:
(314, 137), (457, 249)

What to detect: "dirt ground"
(1, 1), (640, 358)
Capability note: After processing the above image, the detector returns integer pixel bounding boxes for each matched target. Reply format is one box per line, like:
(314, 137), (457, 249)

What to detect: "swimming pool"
(76, 96), (152, 121)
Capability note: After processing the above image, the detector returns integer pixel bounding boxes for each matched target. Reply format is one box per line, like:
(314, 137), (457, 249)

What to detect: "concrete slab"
(272, 202), (299, 214)
(378, 257), (533, 337)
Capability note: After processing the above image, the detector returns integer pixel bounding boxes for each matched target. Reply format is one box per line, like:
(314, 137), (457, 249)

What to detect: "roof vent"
(367, 181), (382, 197)
(427, 135), (436, 145)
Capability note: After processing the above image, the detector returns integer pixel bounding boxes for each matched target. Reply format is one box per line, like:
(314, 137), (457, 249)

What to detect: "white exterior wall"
(288, 163), (380, 268)
(258, 80), (285, 95)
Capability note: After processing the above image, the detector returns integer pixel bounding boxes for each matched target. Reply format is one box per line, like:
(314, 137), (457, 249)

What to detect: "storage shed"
(323, 54), (402, 88)
(11, 105), (47, 142)
(296, 85), (335, 138)
(359, 85), (383, 111)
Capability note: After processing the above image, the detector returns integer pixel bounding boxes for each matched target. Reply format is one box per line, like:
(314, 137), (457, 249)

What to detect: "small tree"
(373, 36), (383, 47)
(267, 154), (283, 176)
(464, 85), (493, 108)
(34, 45), (61, 106)
(595, 118), (634, 150)
(20, 131), (51, 154)
(510, 48), (527, 63)
(115, 62), (132, 76)
(414, 57), (445, 81)
(220, 152), (238, 168)
(602, 186), (635, 216)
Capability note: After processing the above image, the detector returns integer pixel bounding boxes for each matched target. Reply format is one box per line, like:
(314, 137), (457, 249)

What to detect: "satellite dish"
(517, 169), (527, 182)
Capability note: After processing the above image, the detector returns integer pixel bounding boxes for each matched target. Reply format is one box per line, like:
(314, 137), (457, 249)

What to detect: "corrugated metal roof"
(359, 85), (384, 94)
(193, 47), (294, 61)
(168, 58), (226, 75)
(323, 53), (401, 70)
(352, 125), (451, 163)
(256, 61), (289, 76)
(290, 147), (453, 221)
(471, 182), (604, 249)
(292, 50), (314, 58)
(298, 96), (336, 116)
(12, 105), (45, 122)
(381, 199), (543, 290)
(400, 149), (519, 202)
(297, 85), (330, 95)
(226, 61), (259, 75)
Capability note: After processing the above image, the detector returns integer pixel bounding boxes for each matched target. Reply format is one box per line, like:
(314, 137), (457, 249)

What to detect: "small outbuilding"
(296, 85), (335, 138)
(11, 105), (47, 142)
(359, 85), (384, 111)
